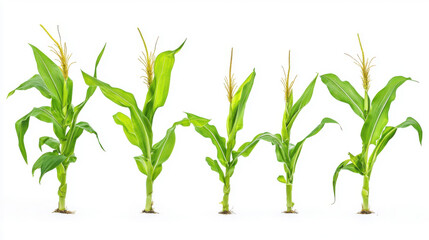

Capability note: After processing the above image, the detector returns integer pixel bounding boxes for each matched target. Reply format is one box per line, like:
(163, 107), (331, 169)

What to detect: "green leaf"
(38, 136), (60, 152)
(332, 159), (351, 203)
(15, 106), (62, 163)
(134, 155), (149, 175)
(82, 72), (153, 157)
(290, 118), (340, 172)
(30, 44), (64, 109)
(286, 74), (318, 132)
(32, 152), (67, 183)
(277, 175), (286, 184)
(151, 119), (191, 171)
(206, 157), (225, 183)
(367, 117), (423, 174)
(94, 43), (106, 78)
(233, 132), (284, 159)
(113, 112), (139, 147)
(361, 76), (413, 146)
(320, 73), (365, 119)
(7, 74), (51, 99)
(186, 113), (227, 166)
(62, 125), (84, 157)
(76, 121), (104, 151)
(226, 70), (256, 152)
(143, 40), (186, 122)
(152, 165), (163, 180)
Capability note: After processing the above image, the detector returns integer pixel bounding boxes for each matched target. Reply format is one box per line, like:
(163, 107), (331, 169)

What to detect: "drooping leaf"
(38, 136), (60, 152)
(76, 121), (104, 151)
(367, 117), (423, 174)
(226, 70), (256, 152)
(82, 72), (153, 157)
(206, 157), (225, 183)
(15, 106), (62, 163)
(332, 159), (356, 203)
(8, 74), (51, 99)
(233, 132), (284, 159)
(320, 73), (365, 119)
(143, 40), (186, 122)
(361, 76), (413, 146)
(186, 113), (227, 166)
(32, 152), (67, 183)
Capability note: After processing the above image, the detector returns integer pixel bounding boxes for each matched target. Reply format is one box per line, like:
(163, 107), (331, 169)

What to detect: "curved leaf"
(113, 112), (139, 147)
(15, 106), (62, 163)
(186, 113), (227, 166)
(76, 121), (104, 151)
(320, 73), (365, 119)
(290, 118), (341, 172)
(277, 175), (286, 184)
(206, 157), (225, 183)
(82, 72), (153, 157)
(151, 119), (191, 170)
(32, 152), (67, 183)
(361, 76), (413, 146)
(233, 132), (284, 159)
(8, 74), (51, 99)
(38, 136), (60, 152)
(332, 159), (360, 203)
(134, 155), (149, 175)
(143, 40), (186, 122)
(368, 117), (423, 174)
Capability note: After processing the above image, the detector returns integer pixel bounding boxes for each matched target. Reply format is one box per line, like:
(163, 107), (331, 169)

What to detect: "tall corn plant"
(237, 51), (340, 213)
(82, 29), (198, 213)
(186, 49), (256, 214)
(8, 25), (106, 213)
(321, 35), (423, 213)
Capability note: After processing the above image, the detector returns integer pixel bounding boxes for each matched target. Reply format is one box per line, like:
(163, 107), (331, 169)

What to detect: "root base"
(142, 210), (158, 214)
(358, 210), (373, 214)
(283, 210), (298, 214)
(218, 210), (232, 214)
(53, 209), (74, 214)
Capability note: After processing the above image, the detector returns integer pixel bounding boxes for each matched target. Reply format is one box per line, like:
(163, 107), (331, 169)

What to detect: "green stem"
(145, 177), (153, 212)
(57, 164), (67, 211)
(222, 176), (230, 212)
(362, 175), (370, 211)
(286, 182), (294, 212)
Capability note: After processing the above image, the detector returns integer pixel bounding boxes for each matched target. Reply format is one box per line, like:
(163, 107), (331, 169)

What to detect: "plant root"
(218, 210), (232, 214)
(283, 210), (298, 214)
(142, 209), (158, 214)
(358, 209), (373, 214)
(53, 208), (74, 214)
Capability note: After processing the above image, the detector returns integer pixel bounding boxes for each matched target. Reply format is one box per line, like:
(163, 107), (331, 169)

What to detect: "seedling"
(321, 34), (423, 213)
(238, 51), (340, 213)
(82, 29), (200, 213)
(8, 25), (106, 213)
(186, 49), (256, 214)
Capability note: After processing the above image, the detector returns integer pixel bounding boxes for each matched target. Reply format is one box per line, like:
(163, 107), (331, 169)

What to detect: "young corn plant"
(321, 34), (423, 214)
(82, 29), (199, 213)
(236, 51), (340, 213)
(186, 48), (256, 214)
(8, 25), (106, 213)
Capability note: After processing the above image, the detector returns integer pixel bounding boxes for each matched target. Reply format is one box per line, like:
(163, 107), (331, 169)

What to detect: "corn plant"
(321, 35), (423, 213)
(186, 49), (256, 214)
(8, 25), (106, 213)
(82, 29), (200, 213)
(237, 51), (340, 213)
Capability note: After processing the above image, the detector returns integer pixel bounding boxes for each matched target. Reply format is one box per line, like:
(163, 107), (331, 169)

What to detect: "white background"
(1, 0), (428, 239)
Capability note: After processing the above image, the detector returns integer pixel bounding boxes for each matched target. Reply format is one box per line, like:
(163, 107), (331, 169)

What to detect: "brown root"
(218, 210), (232, 214)
(142, 209), (158, 214)
(283, 210), (298, 214)
(53, 208), (74, 214)
(358, 209), (373, 214)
